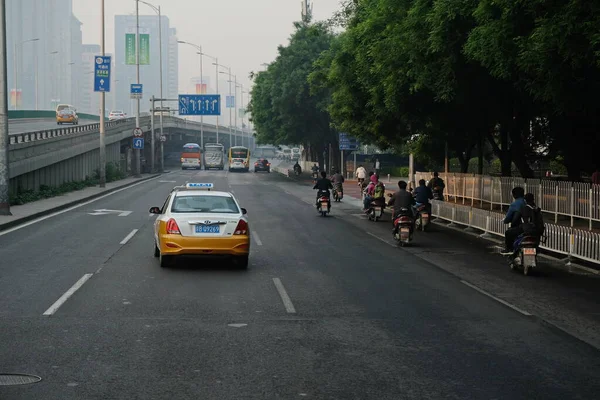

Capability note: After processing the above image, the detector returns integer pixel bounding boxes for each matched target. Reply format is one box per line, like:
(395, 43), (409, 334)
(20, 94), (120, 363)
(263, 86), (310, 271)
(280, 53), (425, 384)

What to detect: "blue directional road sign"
(226, 95), (235, 108)
(178, 94), (221, 116)
(94, 56), (111, 92)
(130, 84), (143, 99)
(339, 132), (359, 150)
(132, 137), (144, 150)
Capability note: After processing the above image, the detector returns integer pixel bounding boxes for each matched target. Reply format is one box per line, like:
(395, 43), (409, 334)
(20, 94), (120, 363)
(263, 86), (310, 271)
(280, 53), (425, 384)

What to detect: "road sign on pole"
(94, 56), (111, 92)
(178, 94), (221, 116)
(133, 137), (144, 149)
(339, 132), (359, 150)
(226, 95), (235, 108)
(160, 135), (167, 142)
(130, 84), (143, 99)
(133, 127), (143, 137)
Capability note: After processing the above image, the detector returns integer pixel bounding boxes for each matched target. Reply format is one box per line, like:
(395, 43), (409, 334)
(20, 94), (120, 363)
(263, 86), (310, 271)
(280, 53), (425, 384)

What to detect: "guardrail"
(8, 115), (255, 146)
(431, 200), (600, 266)
(416, 172), (600, 230)
(8, 110), (102, 120)
(9, 117), (136, 145)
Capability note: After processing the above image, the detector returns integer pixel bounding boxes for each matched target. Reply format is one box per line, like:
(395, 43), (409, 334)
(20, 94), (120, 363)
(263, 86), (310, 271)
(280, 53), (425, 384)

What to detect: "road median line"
(43, 274), (93, 316)
(460, 280), (532, 316)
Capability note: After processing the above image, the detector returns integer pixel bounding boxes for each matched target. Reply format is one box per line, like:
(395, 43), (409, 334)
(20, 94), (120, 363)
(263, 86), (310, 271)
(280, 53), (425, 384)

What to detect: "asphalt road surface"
(8, 118), (98, 135)
(0, 169), (598, 399)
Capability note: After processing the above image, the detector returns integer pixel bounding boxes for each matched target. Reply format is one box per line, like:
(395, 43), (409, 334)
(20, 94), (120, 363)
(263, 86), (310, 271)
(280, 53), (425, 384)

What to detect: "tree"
(248, 21), (337, 166)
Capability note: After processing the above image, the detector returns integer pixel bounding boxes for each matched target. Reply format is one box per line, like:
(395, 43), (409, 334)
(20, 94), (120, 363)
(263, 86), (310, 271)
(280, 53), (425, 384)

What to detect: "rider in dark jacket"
(313, 171), (333, 202)
(387, 180), (415, 229)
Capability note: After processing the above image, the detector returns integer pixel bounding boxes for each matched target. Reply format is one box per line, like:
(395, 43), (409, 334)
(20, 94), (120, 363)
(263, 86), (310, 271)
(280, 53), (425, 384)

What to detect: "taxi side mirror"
(241, 208), (247, 215)
(149, 206), (161, 214)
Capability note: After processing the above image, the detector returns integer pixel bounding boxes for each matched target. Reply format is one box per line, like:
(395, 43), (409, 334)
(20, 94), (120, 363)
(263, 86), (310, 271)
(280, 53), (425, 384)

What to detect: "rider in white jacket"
(355, 165), (367, 186)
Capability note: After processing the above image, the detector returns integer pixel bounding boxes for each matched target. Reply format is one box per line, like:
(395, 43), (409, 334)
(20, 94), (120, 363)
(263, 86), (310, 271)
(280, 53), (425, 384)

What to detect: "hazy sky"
(74, 0), (343, 93)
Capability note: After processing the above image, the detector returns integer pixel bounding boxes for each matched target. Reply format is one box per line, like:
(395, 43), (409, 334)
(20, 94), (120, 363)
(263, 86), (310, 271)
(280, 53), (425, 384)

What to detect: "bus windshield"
(231, 148), (248, 158)
(182, 144), (201, 154)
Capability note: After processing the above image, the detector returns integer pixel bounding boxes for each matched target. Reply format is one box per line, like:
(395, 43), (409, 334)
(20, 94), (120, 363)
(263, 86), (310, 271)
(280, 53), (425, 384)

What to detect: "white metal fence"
(431, 200), (600, 266)
(416, 172), (600, 230)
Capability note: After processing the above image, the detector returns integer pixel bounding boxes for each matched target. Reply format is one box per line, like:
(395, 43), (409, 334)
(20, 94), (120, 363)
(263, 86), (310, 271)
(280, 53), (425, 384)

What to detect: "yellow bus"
(228, 146), (250, 172)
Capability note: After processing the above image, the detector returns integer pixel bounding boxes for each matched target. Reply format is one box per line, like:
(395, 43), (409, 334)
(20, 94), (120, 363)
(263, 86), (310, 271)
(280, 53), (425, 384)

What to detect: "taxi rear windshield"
(231, 149), (248, 157)
(171, 195), (239, 214)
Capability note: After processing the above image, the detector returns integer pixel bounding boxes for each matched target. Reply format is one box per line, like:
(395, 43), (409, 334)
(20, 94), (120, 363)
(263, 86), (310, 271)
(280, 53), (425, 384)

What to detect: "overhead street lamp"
(13, 37), (39, 110)
(215, 63), (232, 147)
(139, 0), (162, 172)
(219, 68), (235, 146)
(49, 51), (59, 110)
(177, 40), (205, 148)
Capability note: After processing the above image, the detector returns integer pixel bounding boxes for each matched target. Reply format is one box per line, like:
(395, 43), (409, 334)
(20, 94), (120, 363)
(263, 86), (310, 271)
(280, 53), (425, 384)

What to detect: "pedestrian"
(375, 158), (380, 175)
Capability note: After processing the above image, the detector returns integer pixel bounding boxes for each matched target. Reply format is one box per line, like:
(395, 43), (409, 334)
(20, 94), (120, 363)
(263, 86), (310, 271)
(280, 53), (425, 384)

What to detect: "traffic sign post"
(133, 137), (144, 149)
(130, 84), (143, 99)
(133, 127), (143, 137)
(160, 135), (167, 142)
(178, 94), (221, 116)
(94, 56), (111, 92)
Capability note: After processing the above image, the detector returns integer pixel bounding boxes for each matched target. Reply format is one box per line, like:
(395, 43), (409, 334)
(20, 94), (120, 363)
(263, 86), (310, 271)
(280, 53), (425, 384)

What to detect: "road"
(8, 118), (98, 135)
(0, 168), (598, 399)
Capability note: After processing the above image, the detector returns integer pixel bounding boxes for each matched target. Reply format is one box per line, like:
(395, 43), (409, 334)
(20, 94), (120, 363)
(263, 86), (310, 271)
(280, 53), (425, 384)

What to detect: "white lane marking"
(366, 231), (395, 247)
(120, 229), (139, 245)
(159, 180), (177, 183)
(460, 280), (532, 316)
(252, 231), (263, 246)
(284, 190), (292, 195)
(272, 278), (296, 314)
(43, 274), (93, 316)
(0, 176), (160, 237)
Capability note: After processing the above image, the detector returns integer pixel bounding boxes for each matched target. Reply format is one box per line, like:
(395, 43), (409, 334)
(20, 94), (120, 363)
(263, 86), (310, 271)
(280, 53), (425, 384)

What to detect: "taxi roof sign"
(171, 183), (214, 192)
(186, 183), (213, 189)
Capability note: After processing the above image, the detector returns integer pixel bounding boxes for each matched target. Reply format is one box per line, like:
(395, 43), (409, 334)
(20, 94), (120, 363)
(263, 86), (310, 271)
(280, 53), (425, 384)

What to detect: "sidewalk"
(0, 173), (160, 232)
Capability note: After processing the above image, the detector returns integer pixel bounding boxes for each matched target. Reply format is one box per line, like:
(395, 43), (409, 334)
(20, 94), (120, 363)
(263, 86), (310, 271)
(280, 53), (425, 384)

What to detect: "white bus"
(204, 143), (225, 170)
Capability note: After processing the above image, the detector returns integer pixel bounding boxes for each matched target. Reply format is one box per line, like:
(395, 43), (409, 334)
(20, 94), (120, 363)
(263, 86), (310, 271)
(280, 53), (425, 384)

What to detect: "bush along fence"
(430, 200), (600, 267)
(416, 172), (600, 230)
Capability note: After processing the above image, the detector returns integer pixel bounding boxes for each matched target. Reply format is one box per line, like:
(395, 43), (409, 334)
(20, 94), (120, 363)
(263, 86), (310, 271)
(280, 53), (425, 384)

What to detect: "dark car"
(254, 158), (271, 173)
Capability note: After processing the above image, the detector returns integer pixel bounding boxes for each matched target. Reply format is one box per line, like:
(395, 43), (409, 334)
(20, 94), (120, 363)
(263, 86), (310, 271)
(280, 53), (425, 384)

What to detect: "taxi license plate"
(196, 225), (220, 234)
(523, 248), (536, 255)
(401, 228), (410, 233)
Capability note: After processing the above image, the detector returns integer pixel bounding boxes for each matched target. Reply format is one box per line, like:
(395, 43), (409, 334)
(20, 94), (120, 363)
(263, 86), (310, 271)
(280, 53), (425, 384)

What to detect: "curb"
(0, 173), (162, 233)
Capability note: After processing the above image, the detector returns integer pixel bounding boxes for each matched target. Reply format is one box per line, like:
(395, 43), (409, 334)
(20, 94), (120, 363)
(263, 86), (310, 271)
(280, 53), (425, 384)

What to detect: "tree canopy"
(250, 0), (600, 178)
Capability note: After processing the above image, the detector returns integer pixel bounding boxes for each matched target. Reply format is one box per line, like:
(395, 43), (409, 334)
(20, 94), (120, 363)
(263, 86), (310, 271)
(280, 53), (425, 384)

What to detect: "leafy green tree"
(248, 21), (337, 165)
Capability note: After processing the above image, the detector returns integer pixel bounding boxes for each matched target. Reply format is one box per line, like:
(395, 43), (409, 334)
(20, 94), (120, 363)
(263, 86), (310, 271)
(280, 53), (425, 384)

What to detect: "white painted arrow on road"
(87, 209), (132, 216)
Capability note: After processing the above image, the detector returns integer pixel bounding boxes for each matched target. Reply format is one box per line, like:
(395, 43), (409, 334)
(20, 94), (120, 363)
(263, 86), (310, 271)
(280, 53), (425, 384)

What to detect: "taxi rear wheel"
(235, 255), (249, 269)
(160, 253), (174, 268)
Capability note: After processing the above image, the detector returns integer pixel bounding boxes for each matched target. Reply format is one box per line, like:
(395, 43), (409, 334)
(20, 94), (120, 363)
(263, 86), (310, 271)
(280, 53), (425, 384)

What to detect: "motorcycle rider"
(313, 170), (333, 208)
(427, 172), (446, 201)
(355, 164), (367, 187)
(293, 161), (302, 174)
(387, 180), (416, 231)
(500, 187), (527, 255)
(413, 179), (433, 214)
(332, 169), (345, 197)
(362, 174), (379, 211)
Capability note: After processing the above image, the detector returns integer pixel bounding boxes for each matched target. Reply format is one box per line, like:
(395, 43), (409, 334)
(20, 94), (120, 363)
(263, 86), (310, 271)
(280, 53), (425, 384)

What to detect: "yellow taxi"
(149, 183), (250, 269)
(56, 108), (79, 125)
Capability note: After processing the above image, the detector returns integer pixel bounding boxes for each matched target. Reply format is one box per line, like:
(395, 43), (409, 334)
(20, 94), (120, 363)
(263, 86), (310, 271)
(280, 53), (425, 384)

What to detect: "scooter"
(508, 234), (539, 276)
(367, 198), (385, 222)
(316, 190), (331, 217)
(332, 184), (343, 202)
(392, 208), (414, 246)
(312, 171), (319, 183)
(414, 203), (430, 231)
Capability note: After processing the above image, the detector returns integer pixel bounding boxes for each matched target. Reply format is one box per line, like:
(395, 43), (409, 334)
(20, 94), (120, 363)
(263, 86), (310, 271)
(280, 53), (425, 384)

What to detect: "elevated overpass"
(7, 113), (255, 193)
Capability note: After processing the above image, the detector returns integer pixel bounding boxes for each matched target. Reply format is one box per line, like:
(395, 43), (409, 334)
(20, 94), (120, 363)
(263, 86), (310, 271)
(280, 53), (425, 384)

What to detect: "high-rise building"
(6, 0), (83, 110)
(114, 14), (178, 115)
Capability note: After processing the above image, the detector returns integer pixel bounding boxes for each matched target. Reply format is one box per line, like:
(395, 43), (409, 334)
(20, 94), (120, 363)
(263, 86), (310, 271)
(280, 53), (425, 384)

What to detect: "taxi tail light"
(180, 158), (185, 163)
(234, 219), (248, 235)
(166, 218), (181, 234)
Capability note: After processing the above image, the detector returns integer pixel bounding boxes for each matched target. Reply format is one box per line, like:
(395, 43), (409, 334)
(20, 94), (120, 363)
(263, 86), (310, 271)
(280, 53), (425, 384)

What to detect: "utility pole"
(99, 0), (106, 187)
(157, 5), (163, 172)
(215, 58), (219, 143)
(199, 48), (204, 148)
(0, 0), (11, 215)
(134, 0), (141, 177)
(234, 75), (238, 147)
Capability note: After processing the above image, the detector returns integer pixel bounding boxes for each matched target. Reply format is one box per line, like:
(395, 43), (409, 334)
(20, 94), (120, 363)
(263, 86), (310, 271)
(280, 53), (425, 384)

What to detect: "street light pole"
(234, 75), (238, 147)
(99, 0), (106, 187)
(0, 0), (11, 215)
(139, 0), (161, 172)
(34, 40), (38, 110)
(214, 58), (219, 143)
(134, 0), (141, 177)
